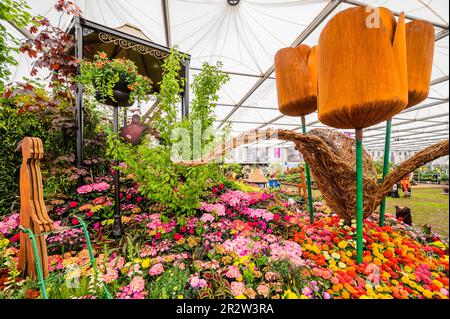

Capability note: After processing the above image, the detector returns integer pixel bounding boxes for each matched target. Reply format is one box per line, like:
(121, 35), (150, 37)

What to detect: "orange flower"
(98, 52), (107, 59)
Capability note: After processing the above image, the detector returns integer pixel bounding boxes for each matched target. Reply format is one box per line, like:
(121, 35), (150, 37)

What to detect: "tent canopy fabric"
(5, 0), (449, 153)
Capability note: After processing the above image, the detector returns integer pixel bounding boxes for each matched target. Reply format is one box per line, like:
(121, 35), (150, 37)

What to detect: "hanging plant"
(77, 52), (152, 105)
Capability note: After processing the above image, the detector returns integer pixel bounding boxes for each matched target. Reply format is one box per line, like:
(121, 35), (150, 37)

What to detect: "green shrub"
(0, 83), (109, 216)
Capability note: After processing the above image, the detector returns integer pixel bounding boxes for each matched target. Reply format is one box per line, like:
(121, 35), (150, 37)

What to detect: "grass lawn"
(385, 185), (449, 238)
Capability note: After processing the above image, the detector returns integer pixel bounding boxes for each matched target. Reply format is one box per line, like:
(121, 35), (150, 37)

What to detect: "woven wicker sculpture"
(274, 44), (317, 116)
(317, 7), (408, 129)
(180, 128), (449, 223)
(405, 20), (435, 107)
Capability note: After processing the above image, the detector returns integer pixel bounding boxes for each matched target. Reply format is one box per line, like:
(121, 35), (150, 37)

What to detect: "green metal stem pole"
(378, 119), (392, 226)
(301, 115), (314, 224)
(74, 215), (95, 266)
(21, 227), (48, 299)
(355, 128), (364, 264)
(74, 215), (112, 299)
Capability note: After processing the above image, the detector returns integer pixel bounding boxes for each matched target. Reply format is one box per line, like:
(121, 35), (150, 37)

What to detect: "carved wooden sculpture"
(19, 137), (54, 279)
(317, 7), (408, 128)
(274, 44), (318, 222)
(274, 44), (317, 116)
(316, 6), (410, 262)
(405, 20), (435, 107)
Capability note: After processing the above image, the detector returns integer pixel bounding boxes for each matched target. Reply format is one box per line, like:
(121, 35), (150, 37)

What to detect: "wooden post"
(19, 137), (54, 278)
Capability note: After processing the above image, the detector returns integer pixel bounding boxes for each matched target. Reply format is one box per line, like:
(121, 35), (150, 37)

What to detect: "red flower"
(181, 226), (187, 233)
(136, 196), (143, 203)
(174, 233), (183, 241)
(86, 211), (94, 218)
(155, 233), (161, 239)
(273, 214), (280, 221)
(126, 194), (132, 200)
(218, 183), (224, 190)
(189, 228), (194, 235)
(212, 187), (219, 194)
(69, 201), (78, 208)
(119, 193), (124, 199)
(10, 233), (20, 243)
(72, 218), (79, 225)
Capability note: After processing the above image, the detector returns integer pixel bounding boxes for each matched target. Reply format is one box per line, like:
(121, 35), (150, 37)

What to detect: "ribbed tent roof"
(5, 0), (449, 153)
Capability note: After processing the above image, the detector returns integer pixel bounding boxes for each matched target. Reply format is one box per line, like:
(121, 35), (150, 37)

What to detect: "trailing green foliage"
(154, 47), (187, 146)
(77, 52), (152, 105)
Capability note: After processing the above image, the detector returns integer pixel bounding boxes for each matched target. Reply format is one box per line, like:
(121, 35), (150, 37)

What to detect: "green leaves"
(0, 0), (32, 90)
(154, 47), (186, 147)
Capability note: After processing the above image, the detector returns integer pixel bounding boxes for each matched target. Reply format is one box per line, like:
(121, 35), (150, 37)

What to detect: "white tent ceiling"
(5, 0), (449, 153)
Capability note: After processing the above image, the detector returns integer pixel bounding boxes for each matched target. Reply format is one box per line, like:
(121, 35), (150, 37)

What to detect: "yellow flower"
(0, 238), (9, 247)
(423, 290), (433, 299)
(91, 205), (103, 213)
(346, 251), (352, 257)
(341, 291), (350, 299)
(177, 295), (184, 299)
(338, 262), (346, 269)
(374, 285), (383, 292)
(338, 241), (348, 249)
(432, 280), (444, 289)
(283, 289), (298, 299)
(300, 295), (309, 299)
(235, 294), (247, 299)
(141, 258), (150, 269)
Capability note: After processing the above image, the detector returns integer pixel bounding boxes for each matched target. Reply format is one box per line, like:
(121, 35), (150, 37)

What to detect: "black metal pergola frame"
(67, 16), (191, 167)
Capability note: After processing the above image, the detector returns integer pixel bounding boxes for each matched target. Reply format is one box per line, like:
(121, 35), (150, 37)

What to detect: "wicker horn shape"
(274, 45), (317, 116)
(317, 6), (408, 129)
(179, 128), (449, 222)
(405, 20), (435, 108)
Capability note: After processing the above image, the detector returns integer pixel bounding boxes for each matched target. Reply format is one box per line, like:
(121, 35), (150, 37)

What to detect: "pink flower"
(200, 213), (215, 223)
(230, 281), (245, 297)
(257, 283), (270, 297)
(129, 276), (145, 292)
(148, 263), (164, 276)
(212, 187), (219, 194)
(9, 233), (20, 243)
(223, 266), (242, 280)
(174, 233), (183, 241)
(69, 201), (78, 208)
(136, 196), (143, 203)
(72, 218), (79, 225)
(189, 275), (207, 288)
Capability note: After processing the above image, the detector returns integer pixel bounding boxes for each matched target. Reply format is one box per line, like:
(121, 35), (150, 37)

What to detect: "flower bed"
(0, 179), (448, 299)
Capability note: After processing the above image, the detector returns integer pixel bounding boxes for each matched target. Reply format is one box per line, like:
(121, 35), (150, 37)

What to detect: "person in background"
(400, 172), (414, 198)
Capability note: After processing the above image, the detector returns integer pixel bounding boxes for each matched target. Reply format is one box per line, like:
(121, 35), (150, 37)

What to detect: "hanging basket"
(95, 79), (134, 107)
